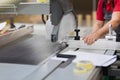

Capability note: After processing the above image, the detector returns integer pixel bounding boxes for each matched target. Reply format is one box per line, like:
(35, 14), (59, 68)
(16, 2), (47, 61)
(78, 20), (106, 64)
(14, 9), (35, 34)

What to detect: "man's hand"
(82, 32), (99, 45)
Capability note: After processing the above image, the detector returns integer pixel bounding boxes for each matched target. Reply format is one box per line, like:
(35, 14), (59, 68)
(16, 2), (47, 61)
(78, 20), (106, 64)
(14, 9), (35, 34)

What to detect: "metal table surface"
(48, 47), (105, 80)
(45, 63), (95, 80)
(0, 25), (116, 80)
(0, 23), (60, 65)
(21, 47), (105, 80)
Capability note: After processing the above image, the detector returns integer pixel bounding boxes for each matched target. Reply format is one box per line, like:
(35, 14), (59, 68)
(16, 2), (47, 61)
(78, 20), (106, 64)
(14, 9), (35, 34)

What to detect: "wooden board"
(0, 25), (33, 47)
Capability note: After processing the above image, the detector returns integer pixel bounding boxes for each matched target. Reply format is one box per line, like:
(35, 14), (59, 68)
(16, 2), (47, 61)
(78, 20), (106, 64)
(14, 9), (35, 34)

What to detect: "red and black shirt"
(96, 0), (120, 21)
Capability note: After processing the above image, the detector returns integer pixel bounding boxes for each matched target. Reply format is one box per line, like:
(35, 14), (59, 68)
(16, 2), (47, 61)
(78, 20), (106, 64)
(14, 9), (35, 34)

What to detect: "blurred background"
(0, 0), (99, 27)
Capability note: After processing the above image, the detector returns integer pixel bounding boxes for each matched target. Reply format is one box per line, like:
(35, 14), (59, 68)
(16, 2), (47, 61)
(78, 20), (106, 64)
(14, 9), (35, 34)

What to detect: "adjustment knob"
(74, 29), (80, 40)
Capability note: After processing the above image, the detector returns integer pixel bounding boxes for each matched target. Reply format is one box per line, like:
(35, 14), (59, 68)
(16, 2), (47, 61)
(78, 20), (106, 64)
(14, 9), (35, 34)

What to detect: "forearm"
(96, 20), (120, 38)
(92, 20), (104, 33)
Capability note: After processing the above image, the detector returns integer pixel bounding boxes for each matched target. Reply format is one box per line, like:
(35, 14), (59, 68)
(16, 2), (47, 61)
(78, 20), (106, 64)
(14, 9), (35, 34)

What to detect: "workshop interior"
(0, 0), (120, 80)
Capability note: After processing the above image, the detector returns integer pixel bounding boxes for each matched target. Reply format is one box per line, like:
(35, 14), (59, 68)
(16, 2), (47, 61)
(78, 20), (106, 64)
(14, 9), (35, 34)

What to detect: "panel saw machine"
(0, 0), (120, 80)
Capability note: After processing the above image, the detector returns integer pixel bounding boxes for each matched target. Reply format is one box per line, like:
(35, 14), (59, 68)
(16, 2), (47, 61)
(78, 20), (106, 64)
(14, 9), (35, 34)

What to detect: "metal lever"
(109, 24), (112, 36)
(105, 24), (116, 41)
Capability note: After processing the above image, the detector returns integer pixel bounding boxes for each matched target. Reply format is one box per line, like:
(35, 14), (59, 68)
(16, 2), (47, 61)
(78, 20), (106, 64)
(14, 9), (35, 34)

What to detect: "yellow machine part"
(37, 0), (48, 3)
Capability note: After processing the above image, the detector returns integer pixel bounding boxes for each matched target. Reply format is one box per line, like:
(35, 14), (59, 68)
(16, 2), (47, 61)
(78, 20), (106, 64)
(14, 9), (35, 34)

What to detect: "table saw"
(0, 0), (120, 80)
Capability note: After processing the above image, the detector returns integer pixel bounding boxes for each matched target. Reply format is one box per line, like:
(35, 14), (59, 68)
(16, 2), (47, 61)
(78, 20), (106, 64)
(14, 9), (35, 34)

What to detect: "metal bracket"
(51, 25), (59, 42)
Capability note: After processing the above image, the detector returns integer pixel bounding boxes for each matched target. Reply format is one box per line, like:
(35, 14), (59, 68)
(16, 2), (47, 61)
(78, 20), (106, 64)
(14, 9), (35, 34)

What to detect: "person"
(83, 0), (120, 45)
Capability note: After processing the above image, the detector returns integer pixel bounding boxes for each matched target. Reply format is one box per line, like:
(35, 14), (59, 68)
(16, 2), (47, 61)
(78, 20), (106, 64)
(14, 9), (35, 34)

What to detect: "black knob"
(74, 29), (80, 40)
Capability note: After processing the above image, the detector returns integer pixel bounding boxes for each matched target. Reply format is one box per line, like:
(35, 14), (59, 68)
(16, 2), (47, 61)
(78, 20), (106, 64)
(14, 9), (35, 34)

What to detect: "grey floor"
(0, 23), (59, 65)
